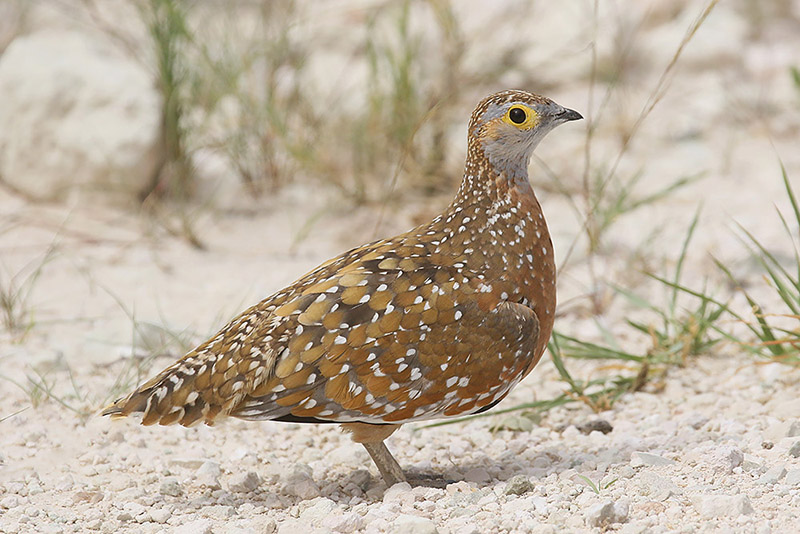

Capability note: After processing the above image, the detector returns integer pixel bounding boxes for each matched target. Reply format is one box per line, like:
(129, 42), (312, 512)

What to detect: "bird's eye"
(509, 107), (527, 124)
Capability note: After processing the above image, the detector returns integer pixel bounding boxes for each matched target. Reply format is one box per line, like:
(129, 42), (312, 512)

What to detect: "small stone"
(324, 512), (365, 533)
(788, 441), (800, 458)
(685, 413), (709, 430)
(299, 498), (338, 525)
(389, 514), (439, 534)
(195, 461), (222, 489)
(148, 508), (170, 524)
(761, 441), (774, 450)
(618, 466), (636, 479)
(277, 519), (303, 534)
(637, 472), (681, 502)
(693, 495), (754, 518)
(72, 491), (104, 504)
(169, 457), (206, 469)
(117, 512), (133, 522)
(787, 420), (800, 437)
(0, 495), (20, 509)
(709, 445), (744, 473)
(785, 470), (800, 486)
(228, 471), (261, 493)
(743, 454), (763, 472)
(576, 419), (613, 435)
(464, 467), (491, 483)
(55, 475), (74, 491)
(195, 460), (221, 477)
(124, 502), (146, 520)
(585, 499), (629, 527)
(383, 482), (413, 503)
(283, 468), (320, 500)
(764, 421), (791, 442)
(504, 475), (535, 496)
(344, 469), (371, 491)
(159, 477), (183, 497)
(174, 519), (213, 534)
(757, 464), (787, 485)
(26, 480), (43, 495)
(638, 501), (666, 515)
(630, 452), (675, 467)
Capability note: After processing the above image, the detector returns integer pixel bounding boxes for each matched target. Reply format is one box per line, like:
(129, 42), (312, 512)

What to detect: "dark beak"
(558, 108), (583, 122)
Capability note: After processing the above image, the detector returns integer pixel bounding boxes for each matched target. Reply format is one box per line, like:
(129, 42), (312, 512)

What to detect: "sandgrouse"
(103, 90), (582, 486)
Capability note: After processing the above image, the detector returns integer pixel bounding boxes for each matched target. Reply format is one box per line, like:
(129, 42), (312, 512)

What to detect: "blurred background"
(0, 0), (798, 415)
(1, 0), (795, 206)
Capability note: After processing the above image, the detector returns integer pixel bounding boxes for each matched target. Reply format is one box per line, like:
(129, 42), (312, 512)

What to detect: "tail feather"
(101, 303), (285, 426)
(101, 341), (273, 427)
(100, 360), (231, 427)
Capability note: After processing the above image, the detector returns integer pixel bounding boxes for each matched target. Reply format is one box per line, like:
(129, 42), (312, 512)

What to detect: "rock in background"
(0, 30), (161, 202)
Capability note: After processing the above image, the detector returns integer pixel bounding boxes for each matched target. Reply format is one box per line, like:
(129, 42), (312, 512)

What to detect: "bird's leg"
(340, 422), (405, 486)
(362, 441), (407, 486)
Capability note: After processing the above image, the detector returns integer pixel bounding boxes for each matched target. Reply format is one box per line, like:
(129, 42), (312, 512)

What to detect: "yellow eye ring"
(502, 105), (538, 130)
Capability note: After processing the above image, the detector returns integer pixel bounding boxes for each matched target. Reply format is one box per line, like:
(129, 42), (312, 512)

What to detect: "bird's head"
(469, 90), (582, 177)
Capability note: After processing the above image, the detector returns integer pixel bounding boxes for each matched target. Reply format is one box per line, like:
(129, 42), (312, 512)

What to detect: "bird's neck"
(451, 150), (535, 210)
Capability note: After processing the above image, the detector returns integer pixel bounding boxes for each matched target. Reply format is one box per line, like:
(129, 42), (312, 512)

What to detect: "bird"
(102, 90), (582, 487)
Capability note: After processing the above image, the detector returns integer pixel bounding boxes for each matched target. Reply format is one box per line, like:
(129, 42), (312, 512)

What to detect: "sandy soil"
(2, 1), (800, 533)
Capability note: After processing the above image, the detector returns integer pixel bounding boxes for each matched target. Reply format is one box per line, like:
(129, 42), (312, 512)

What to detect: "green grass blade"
(672, 206), (702, 312)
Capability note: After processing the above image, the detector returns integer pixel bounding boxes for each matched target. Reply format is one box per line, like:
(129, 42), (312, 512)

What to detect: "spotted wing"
(231, 256), (540, 424)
